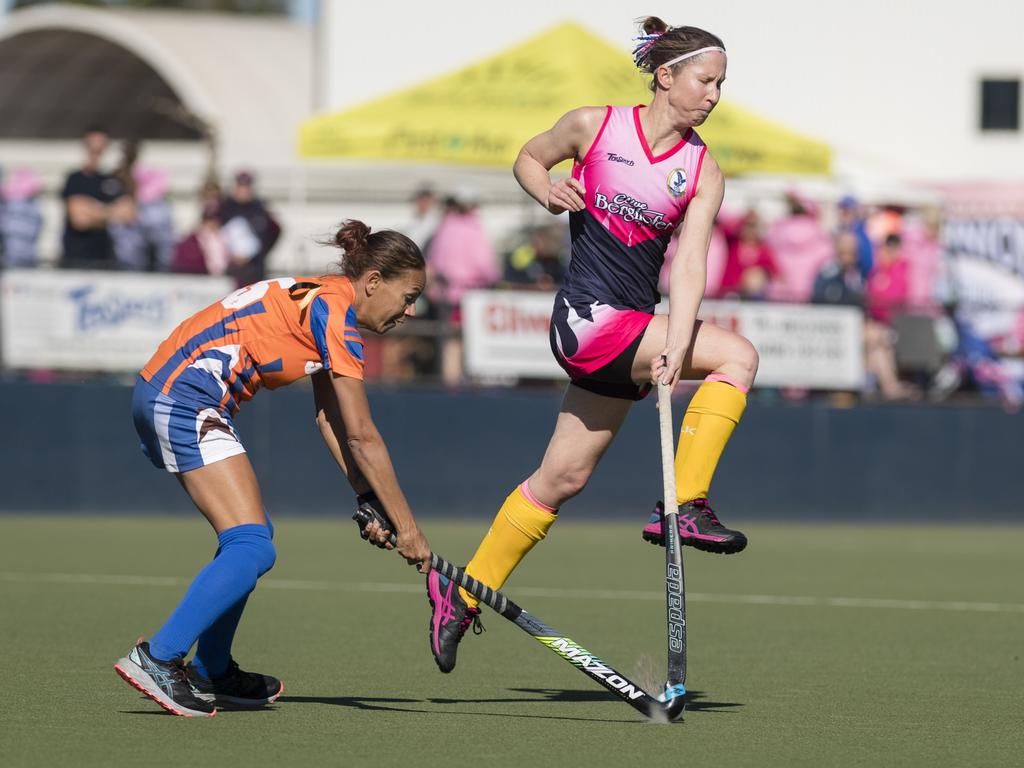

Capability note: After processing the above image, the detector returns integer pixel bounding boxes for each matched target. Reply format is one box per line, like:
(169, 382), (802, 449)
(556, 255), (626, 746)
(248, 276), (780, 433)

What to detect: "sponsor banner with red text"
(0, 270), (233, 371)
(462, 290), (864, 389)
(461, 290), (564, 379)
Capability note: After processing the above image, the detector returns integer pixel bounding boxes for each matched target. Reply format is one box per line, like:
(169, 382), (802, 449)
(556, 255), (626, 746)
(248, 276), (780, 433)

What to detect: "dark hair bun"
(639, 15), (669, 35)
(324, 218), (425, 281)
(334, 219), (371, 256)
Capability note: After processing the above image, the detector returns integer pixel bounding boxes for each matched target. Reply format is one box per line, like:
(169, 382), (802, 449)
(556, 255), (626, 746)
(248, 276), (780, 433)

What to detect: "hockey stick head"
(659, 682), (687, 722)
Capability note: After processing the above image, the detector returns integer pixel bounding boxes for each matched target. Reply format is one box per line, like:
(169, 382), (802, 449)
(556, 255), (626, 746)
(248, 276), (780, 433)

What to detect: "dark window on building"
(980, 79), (1020, 131)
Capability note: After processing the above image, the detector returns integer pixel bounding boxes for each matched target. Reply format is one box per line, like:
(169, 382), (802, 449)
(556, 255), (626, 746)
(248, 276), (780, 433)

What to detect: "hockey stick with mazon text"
(352, 504), (680, 721)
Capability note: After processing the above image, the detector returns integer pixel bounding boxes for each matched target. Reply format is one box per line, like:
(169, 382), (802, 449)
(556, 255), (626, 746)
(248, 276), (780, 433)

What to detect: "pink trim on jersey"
(519, 480), (557, 513)
(706, 372), (750, 394)
(572, 106), (706, 249)
(633, 106), (692, 164)
(579, 105), (613, 166)
(687, 145), (708, 207)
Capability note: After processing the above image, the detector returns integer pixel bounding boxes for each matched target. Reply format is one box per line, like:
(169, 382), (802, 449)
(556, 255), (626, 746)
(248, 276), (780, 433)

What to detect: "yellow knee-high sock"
(675, 379), (747, 503)
(460, 483), (557, 608)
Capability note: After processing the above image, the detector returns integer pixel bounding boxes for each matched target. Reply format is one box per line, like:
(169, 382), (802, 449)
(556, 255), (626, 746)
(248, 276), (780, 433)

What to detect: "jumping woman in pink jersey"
(420, 17), (759, 673)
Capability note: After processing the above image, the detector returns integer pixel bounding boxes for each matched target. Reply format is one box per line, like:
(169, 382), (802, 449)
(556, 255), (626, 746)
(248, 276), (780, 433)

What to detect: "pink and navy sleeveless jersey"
(565, 105), (708, 314)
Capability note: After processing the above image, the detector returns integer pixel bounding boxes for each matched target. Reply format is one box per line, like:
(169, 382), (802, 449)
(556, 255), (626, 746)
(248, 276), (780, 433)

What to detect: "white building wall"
(322, 0), (1024, 181)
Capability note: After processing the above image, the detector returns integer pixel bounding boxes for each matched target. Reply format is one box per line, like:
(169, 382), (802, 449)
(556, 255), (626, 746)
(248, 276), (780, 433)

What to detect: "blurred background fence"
(1, 379), (1021, 519)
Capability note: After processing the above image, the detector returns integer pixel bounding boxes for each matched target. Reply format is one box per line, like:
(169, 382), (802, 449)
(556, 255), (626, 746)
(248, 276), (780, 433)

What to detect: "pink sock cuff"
(706, 372), (750, 394)
(519, 480), (557, 514)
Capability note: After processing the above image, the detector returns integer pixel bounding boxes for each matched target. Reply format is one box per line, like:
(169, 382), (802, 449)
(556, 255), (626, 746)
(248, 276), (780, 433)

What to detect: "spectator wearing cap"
(836, 195), (874, 277)
(59, 127), (134, 269)
(812, 231), (865, 308)
(219, 170), (281, 287)
(0, 167), (44, 268)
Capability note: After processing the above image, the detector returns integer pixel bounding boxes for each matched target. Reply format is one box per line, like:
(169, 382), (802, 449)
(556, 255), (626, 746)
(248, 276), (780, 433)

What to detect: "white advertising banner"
(461, 290), (566, 380)
(462, 290), (864, 390)
(698, 300), (864, 389)
(0, 270), (234, 371)
(942, 216), (1024, 352)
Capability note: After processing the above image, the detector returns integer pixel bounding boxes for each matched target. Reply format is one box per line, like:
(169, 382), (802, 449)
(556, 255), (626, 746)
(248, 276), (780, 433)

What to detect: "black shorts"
(548, 297), (653, 401)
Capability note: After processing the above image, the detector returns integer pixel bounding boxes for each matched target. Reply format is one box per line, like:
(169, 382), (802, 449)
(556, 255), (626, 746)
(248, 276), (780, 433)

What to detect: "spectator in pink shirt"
(426, 187), (500, 308)
(719, 210), (778, 299)
(866, 233), (910, 324)
(765, 191), (832, 302)
(899, 212), (942, 312)
(658, 222), (727, 298)
(425, 186), (500, 384)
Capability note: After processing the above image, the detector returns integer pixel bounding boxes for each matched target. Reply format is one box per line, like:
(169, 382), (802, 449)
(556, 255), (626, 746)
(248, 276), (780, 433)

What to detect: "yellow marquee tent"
(299, 22), (830, 177)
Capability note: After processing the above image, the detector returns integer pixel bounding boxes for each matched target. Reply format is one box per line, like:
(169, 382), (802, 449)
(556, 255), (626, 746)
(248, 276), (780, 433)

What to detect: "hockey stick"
(353, 504), (682, 722)
(657, 379), (688, 719)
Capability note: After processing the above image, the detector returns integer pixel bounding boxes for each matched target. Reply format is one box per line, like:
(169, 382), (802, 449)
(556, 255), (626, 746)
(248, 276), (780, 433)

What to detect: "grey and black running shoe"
(427, 569), (483, 673)
(642, 499), (748, 554)
(114, 641), (216, 717)
(187, 659), (284, 706)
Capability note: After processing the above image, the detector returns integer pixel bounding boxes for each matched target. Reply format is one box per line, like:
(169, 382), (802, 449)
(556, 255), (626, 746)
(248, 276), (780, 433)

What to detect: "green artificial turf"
(1, 516), (1022, 767)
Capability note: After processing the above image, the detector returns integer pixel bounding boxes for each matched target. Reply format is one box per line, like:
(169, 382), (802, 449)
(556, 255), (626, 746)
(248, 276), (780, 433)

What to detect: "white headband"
(659, 46), (726, 70)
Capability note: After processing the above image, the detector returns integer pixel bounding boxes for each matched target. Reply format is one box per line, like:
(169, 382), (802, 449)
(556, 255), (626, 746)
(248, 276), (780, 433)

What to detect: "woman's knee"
(254, 539), (277, 577)
(221, 524), (277, 578)
(736, 337), (759, 379)
(542, 464), (593, 503)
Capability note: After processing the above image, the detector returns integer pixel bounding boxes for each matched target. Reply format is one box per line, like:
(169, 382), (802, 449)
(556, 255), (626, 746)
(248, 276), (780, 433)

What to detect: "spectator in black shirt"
(218, 170), (281, 287)
(811, 231), (866, 308)
(60, 128), (133, 269)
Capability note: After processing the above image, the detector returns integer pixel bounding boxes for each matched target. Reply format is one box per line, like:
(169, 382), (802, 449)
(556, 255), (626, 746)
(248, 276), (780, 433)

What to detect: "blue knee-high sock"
(191, 596), (249, 679)
(149, 523), (276, 663)
(191, 514), (275, 679)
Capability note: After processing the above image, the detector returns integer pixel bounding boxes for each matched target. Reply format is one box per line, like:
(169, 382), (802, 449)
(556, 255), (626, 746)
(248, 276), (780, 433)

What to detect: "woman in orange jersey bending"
(114, 220), (430, 717)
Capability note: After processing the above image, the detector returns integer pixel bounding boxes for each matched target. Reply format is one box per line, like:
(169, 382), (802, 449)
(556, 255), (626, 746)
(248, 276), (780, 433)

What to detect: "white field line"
(2, 571), (1023, 615)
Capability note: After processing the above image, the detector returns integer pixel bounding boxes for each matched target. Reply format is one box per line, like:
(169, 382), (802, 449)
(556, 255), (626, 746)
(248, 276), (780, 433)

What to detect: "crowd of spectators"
(0, 134), (1017, 406)
(0, 127), (280, 287)
(386, 183), (1019, 406)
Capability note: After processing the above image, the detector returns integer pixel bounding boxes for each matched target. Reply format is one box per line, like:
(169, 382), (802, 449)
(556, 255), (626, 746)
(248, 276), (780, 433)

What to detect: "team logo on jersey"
(667, 168), (687, 198)
(593, 192), (674, 231)
(304, 361), (324, 375)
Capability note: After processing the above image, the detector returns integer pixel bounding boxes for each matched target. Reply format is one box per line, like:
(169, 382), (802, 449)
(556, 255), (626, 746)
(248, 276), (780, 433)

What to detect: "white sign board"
(461, 290), (566, 379)
(462, 290), (864, 390)
(698, 300), (864, 390)
(943, 217), (1024, 353)
(0, 270), (234, 371)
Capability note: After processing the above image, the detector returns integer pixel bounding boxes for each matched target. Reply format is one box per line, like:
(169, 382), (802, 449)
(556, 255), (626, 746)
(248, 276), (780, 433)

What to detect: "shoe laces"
(459, 609), (485, 637)
(690, 498), (721, 525)
(167, 658), (190, 684)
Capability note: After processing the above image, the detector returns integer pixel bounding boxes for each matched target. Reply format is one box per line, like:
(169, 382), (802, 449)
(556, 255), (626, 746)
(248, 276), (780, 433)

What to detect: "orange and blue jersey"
(132, 276), (365, 473)
(141, 276), (364, 415)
